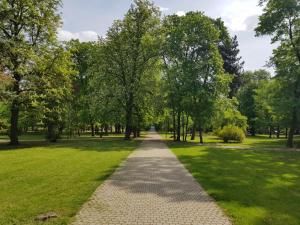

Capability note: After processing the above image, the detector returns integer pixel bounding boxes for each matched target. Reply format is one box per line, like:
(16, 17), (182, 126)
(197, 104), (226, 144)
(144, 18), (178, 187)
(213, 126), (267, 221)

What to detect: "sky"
(59, 0), (275, 72)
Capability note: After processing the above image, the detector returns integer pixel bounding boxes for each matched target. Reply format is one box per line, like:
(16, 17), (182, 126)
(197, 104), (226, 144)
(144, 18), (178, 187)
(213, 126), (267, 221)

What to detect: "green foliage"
(256, 0), (300, 146)
(237, 69), (271, 135)
(217, 125), (245, 143)
(91, 0), (162, 138)
(0, 0), (63, 144)
(213, 18), (244, 98)
(162, 12), (231, 142)
(213, 97), (248, 131)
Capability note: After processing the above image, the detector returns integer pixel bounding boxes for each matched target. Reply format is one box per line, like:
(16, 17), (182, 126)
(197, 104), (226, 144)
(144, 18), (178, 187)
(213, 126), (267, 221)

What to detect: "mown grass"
(164, 134), (300, 225)
(0, 134), (140, 225)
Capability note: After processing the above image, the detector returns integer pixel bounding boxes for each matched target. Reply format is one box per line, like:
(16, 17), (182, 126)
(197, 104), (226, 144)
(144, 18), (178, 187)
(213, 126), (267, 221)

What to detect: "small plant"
(218, 125), (245, 143)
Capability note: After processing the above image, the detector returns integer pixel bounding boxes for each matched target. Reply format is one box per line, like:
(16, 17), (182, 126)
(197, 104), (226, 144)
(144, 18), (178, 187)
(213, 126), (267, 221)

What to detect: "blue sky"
(59, 0), (275, 72)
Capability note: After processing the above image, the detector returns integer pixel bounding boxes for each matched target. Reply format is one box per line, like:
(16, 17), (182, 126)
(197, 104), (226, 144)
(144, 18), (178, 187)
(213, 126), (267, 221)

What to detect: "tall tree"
(0, 0), (61, 145)
(101, 0), (162, 139)
(214, 18), (244, 98)
(256, 0), (300, 147)
(238, 70), (271, 136)
(163, 12), (230, 143)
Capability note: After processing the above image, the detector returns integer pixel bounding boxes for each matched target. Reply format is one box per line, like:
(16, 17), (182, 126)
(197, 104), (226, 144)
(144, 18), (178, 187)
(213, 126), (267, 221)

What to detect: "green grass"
(0, 134), (140, 225)
(161, 132), (300, 149)
(165, 134), (300, 225)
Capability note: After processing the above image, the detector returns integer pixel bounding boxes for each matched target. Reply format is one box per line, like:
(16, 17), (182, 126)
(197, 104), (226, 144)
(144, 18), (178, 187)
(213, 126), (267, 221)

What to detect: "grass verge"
(0, 135), (139, 225)
(165, 135), (300, 225)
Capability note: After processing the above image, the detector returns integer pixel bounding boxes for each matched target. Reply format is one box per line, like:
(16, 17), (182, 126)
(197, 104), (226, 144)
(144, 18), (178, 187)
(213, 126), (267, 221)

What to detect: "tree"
(68, 40), (97, 136)
(0, 0), (62, 145)
(214, 18), (244, 98)
(34, 46), (74, 142)
(100, 0), (162, 139)
(237, 69), (271, 136)
(163, 12), (230, 143)
(256, 0), (300, 147)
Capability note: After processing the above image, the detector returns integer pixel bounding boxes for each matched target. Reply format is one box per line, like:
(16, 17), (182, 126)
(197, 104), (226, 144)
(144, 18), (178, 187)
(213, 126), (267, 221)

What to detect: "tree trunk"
(9, 98), (20, 145)
(91, 123), (95, 137)
(185, 115), (189, 142)
(191, 125), (195, 140)
(199, 127), (203, 144)
(172, 109), (176, 141)
(269, 126), (272, 138)
(182, 113), (185, 142)
(176, 111), (181, 142)
(285, 128), (288, 139)
(47, 123), (58, 142)
(125, 99), (133, 140)
(287, 108), (297, 147)
(276, 124), (280, 139)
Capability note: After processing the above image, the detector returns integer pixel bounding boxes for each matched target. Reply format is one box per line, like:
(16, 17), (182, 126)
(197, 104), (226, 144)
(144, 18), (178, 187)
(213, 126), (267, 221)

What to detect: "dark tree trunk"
(287, 108), (297, 147)
(125, 98), (133, 140)
(47, 123), (58, 142)
(269, 126), (272, 138)
(276, 124), (280, 139)
(91, 123), (95, 137)
(10, 98), (20, 145)
(104, 124), (108, 135)
(176, 111), (181, 142)
(172, 109), (176, 141)
(191, 125), (195, 140)
(285, 128), (288, 139)
(184, 115), (189, 142)
(199, 127), (203, 144)
(182, 114), (185, 142)
(9, 78), (21, 145)
(137, 121), (140, 137)
(250, 126), (256, 136)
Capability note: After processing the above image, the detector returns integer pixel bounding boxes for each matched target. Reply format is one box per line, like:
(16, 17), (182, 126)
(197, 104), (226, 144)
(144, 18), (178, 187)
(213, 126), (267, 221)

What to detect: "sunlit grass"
(0, 134), (140, 225)
(165, 135), (300, 225)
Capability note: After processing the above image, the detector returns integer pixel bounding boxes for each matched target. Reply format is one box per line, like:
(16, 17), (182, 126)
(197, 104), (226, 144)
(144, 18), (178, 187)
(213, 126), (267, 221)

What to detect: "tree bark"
(184, 115), (189, 142)
(287, 108), (297, 147)
(9, 78), (21, 145)
(9, 98), (20, 145)
(276, 124), (280, 139)
(91, 123), (95, 137)
(176, 111), (181, 142)
(172, 108), (176, 141)
(191, 125), (195, 140)
(199, 127), (203, 144)
(125, 97), (133, 140)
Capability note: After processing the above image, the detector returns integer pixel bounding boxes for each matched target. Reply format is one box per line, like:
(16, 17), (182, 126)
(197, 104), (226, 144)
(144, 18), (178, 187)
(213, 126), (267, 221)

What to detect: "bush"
(217, 125), (245, 143)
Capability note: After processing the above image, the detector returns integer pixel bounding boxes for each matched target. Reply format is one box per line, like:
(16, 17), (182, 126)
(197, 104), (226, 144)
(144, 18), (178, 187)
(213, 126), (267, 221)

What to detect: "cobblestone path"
(72, 131), (232, 225)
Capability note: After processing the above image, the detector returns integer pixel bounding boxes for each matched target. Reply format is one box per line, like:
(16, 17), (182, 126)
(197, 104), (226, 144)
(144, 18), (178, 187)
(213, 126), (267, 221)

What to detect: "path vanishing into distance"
(72, 131), (232, 225)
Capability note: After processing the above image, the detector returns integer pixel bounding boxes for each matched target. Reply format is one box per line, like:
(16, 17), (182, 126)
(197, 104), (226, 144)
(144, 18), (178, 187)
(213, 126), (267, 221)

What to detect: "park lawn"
(166, 138), (300, 225)
(0, 135), (140, 225)
(161, 132), (299, 149)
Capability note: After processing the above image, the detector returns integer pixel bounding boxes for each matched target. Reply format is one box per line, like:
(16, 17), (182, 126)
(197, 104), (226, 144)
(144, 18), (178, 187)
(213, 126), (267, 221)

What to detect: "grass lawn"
(164, 134), (300, 225)
(0, 134), (140, 225)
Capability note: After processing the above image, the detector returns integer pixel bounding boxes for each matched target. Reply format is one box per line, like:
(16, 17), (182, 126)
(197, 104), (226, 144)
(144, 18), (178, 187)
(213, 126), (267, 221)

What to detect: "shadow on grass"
(170, 141), (300, 225)
(0, 135), (141, 152)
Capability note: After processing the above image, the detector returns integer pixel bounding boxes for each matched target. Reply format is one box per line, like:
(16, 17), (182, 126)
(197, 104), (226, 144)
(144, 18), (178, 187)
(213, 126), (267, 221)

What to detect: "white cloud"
(159, 6), (169, 12)
(176, 11), (186, 17)
(221, 0), (262, 31)
(57, 29), (98, 42)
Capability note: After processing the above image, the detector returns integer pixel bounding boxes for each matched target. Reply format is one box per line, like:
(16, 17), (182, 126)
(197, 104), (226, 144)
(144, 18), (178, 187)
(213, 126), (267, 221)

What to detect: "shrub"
(218, 125), (245, 143)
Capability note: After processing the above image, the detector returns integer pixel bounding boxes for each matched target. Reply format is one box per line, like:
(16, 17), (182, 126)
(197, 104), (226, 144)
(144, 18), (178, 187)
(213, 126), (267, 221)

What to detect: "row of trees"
(0, 0), (299, 147)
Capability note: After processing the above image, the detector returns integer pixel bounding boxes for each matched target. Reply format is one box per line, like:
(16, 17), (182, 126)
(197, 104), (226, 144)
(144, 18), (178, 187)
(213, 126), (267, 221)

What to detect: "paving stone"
(71, 131), (232, 225)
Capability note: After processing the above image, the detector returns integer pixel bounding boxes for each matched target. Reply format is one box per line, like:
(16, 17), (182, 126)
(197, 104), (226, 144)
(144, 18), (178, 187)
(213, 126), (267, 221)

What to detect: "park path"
(72, 131), (232, 225)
